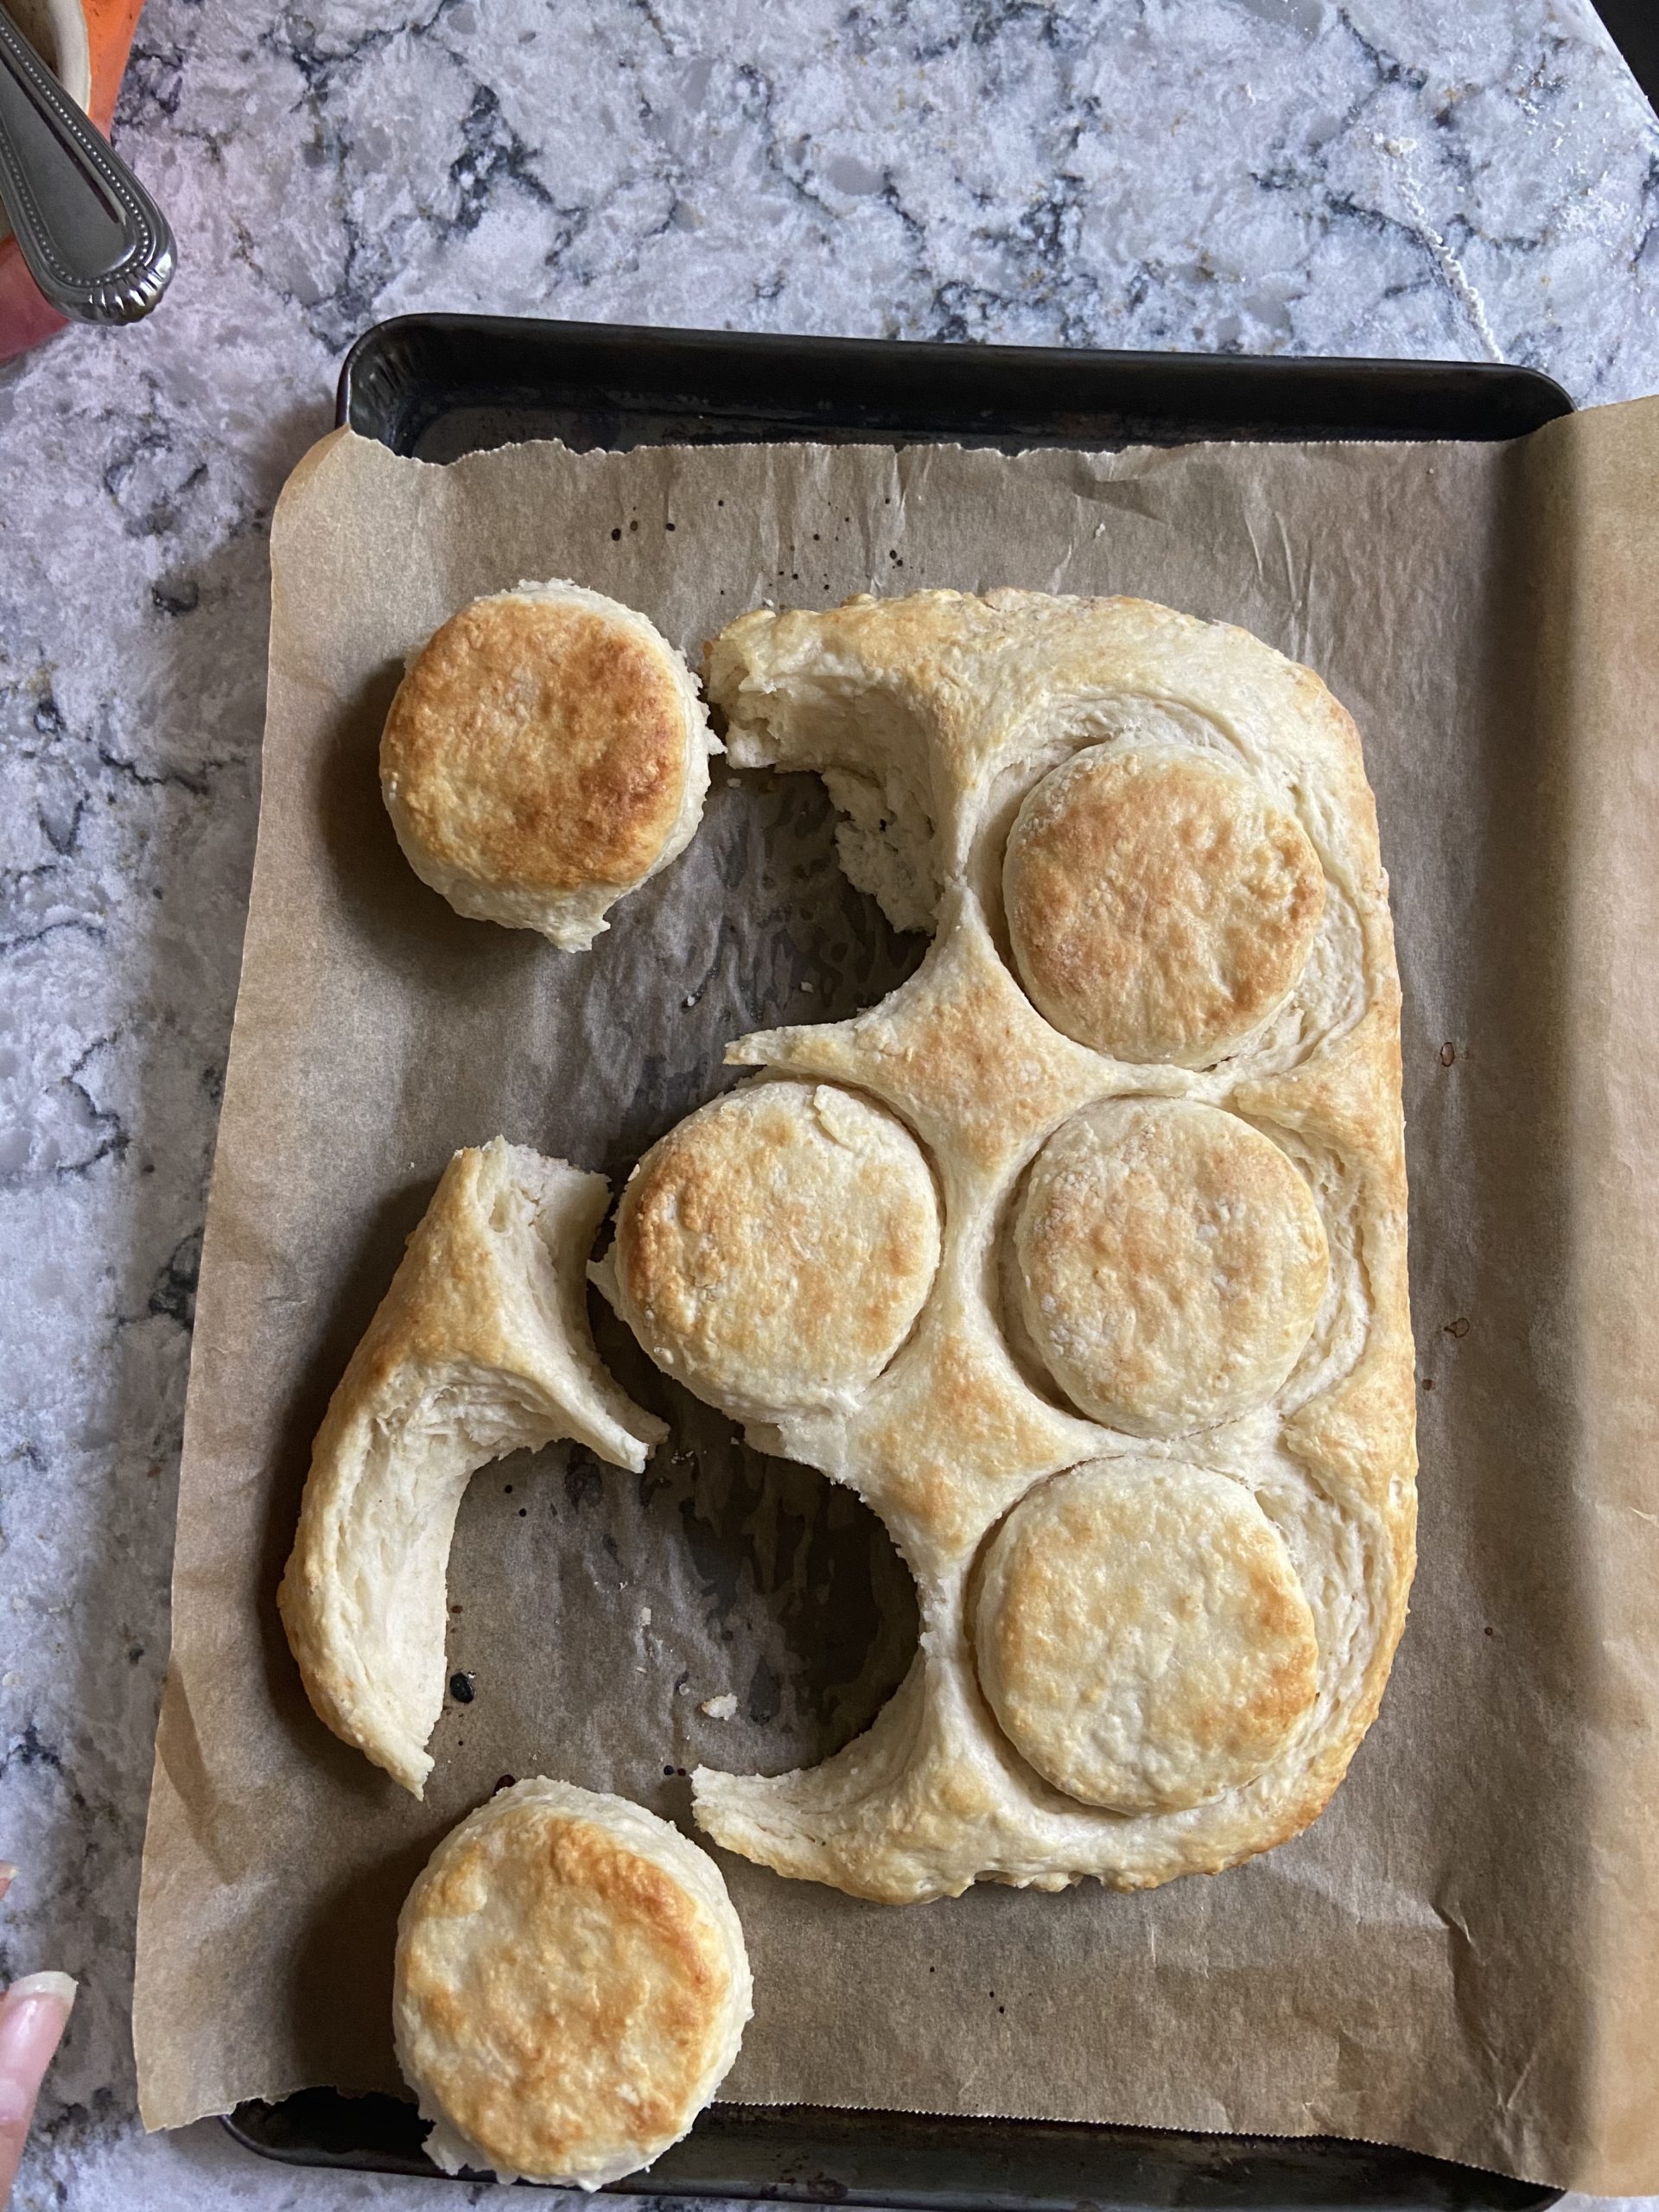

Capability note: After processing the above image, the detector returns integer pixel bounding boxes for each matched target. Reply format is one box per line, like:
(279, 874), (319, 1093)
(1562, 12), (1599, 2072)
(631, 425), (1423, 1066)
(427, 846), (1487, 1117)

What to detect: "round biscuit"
(611, 1081), (941, 1421)
(380, 582), (713, 950)
(974, 1459), (1319, 1814)
(394, 1779), (752, 2187)
(1003, 741), (1325, 1065)
(1013, 1097), (1329, 1438)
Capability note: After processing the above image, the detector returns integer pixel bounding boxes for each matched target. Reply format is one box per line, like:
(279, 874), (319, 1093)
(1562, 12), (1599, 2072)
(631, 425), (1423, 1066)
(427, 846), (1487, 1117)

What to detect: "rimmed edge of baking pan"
(226, 2088), (1562, 2208)
(332, 313), (1573, 461)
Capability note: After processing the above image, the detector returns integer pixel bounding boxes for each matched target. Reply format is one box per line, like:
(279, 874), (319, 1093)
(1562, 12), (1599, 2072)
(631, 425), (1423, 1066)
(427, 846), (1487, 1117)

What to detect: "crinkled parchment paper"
(135, 407), (1659, 2190)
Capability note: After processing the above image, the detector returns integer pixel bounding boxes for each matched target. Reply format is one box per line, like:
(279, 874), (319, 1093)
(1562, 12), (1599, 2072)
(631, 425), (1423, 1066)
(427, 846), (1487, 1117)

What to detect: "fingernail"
(4, 1974), (75, 2011)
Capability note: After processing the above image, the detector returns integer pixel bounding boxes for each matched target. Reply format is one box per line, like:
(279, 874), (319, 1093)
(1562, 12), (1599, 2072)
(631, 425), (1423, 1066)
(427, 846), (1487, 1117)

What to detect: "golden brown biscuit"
(277, 1140), (665, 1796)
(1011, 1097), (1330, 1438)
(1003, 742), (1325, 1065)
(395, 1779), (752, 2188)
(973, 1459), (1320, 1814)
(597, 1080), (941, 1422)
(381, 582), (715, 949)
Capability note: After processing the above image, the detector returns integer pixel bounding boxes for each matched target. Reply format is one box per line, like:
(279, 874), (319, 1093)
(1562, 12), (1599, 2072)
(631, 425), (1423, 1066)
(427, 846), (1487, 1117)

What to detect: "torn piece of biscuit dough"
(278, 1139), (666, 1795)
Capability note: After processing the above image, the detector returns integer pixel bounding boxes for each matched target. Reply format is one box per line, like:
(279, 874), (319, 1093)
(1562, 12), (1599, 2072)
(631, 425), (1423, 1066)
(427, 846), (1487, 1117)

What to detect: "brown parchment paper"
(133, 405), (1659, 2191)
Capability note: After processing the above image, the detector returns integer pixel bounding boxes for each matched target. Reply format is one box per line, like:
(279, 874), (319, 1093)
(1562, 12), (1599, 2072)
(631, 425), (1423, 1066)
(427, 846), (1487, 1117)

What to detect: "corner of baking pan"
(334, 313), (457, 450)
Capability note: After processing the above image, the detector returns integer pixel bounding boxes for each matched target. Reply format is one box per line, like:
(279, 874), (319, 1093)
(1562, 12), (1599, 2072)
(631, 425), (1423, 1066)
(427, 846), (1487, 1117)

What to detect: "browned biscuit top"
(614, 1081), (942, 1418)
(1013, 1098), (1330, 1440)
(974, 1459), (1320, 1815)
(381, 594), (690, 895)
(1004, 743), (1325, 1066)
(396, 1793), (742, 2183)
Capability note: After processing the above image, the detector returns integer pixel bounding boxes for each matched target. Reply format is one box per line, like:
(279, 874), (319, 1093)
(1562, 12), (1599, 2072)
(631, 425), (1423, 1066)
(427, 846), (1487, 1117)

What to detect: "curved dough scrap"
(278, 1139), (666, 1795)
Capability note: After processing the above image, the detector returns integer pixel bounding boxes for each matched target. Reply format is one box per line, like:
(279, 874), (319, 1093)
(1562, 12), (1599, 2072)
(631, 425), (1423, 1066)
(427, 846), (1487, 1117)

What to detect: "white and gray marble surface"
(1, 0), (1656, 2204)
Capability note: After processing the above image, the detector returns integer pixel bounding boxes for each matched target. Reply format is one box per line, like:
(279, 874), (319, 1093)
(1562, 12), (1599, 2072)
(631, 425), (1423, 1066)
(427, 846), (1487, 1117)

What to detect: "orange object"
(0, 0), (146, 362)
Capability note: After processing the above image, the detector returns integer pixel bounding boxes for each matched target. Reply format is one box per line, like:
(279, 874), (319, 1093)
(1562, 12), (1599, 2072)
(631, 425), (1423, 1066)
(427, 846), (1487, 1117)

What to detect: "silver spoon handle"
(0, 6), (174, 324)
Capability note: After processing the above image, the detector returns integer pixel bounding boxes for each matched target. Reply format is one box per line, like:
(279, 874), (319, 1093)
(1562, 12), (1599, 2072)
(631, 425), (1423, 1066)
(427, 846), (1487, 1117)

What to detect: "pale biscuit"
(380, 582), (716, 950)
(1012, 1096), (1329, 1438)
(1003, 741), (1325, 1065)
(973, 1459), (1320, 1814)
(599, 1080), (941, 1422)
(277, 1140), (665, 1796)
(395, 1779), (752, 2188)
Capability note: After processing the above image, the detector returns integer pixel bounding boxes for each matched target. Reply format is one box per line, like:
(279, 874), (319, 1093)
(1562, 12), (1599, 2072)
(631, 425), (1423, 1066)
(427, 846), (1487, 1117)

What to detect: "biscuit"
(1011, 1097), (1329, 1438)
(395, 1779), (752, 2188)
(380, 582), (716, 950)
(973, 1459), (1320, 1814)
(597, 1080), (942, 1422)
(1003, 742), (1325, 1065)
(277, 1140), (665, 1795)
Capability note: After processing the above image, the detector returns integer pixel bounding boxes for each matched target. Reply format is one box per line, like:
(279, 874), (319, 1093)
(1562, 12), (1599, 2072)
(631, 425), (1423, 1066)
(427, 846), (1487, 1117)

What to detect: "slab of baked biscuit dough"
(671, 589), (1414, 1904)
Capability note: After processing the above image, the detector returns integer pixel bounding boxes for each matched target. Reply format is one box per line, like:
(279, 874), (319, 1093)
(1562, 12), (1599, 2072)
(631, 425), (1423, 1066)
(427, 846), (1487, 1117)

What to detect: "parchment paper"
(134, 407), (1659, 2191)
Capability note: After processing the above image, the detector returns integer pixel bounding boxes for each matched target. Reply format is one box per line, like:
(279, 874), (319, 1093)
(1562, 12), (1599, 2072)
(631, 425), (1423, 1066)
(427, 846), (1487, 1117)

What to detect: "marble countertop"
(1, 0), (1656, 2204)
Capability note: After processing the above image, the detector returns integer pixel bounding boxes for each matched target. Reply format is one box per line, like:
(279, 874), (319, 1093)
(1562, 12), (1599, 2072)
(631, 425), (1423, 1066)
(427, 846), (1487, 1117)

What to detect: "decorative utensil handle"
(0, 4), (173, 325)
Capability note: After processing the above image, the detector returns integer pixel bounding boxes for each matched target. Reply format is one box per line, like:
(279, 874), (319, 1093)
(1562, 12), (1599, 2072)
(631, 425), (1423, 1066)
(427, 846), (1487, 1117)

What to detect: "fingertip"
(3, 1974), (76, 2012)
(0, 1969), (76, 2145)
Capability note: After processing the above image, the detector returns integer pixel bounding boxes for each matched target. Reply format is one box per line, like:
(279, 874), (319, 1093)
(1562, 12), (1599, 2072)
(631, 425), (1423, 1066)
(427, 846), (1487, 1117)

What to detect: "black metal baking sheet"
(235, 315), (1571, 2207)
(334, 313), (1573, 461)
(225, 2091), (1560, 2210)
(1592, 0), (1659, 113)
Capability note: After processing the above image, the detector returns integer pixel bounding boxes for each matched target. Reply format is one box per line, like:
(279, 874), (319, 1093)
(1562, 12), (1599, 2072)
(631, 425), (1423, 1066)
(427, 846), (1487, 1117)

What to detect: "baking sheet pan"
(207, 315), (1573, 2204)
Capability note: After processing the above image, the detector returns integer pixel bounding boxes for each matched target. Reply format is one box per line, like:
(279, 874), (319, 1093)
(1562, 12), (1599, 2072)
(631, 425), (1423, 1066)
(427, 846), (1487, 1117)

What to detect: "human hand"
(0, 1867), (76, 2211)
